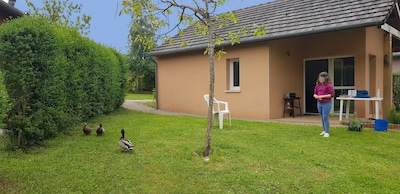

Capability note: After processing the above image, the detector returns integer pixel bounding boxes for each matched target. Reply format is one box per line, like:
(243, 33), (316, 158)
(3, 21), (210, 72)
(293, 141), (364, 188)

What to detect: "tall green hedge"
(0, 72), (10, 129)
(0, 16), (127, 148)
(393, 72), (400, 111)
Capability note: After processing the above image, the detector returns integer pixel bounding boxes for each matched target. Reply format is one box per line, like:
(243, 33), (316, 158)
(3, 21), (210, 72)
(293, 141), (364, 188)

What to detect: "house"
(0, 0), (23, 25)
(151, 0), (400, 121)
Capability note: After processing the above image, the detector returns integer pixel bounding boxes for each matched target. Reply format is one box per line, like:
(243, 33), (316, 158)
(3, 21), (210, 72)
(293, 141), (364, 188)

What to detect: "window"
(229, 59), (240, 91)
(333, 57), (355, 113)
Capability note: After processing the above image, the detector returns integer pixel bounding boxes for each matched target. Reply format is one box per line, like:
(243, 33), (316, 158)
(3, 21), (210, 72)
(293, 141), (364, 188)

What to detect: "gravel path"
(122, 100), (203, 117)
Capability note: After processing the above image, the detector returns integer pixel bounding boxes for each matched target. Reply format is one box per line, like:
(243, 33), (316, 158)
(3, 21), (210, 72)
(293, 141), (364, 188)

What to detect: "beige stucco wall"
(156, 27), (388, 120)
(156, 42), (270, 120)
(365, 26), (387, 118)
(268, 28), (369, 118)
(268, 38), (304, 119)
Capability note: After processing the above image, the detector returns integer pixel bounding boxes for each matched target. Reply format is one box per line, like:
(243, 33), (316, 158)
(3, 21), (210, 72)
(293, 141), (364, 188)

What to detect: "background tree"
(127, 17), (156, 92)
(25, 0), (91, 35)
(121, 0), (266, 161)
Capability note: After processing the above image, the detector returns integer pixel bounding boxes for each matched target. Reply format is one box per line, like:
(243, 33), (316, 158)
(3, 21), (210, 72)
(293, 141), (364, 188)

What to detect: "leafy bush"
(0, 72), (11, 128)
(0, 16), (127, 148)
(388, 108), (400, 124)
(393, 72), (400, 110)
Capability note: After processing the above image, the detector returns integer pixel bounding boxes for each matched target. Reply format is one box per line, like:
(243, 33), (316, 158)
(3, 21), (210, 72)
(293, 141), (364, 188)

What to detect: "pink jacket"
(314, 83), (335, 103)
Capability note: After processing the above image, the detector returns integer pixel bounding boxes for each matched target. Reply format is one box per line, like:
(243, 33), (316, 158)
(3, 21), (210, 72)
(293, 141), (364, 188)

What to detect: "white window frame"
(229, 58), (240, 91)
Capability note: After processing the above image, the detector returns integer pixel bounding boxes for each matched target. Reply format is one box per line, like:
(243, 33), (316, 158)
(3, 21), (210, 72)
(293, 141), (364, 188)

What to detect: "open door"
(305, 59), (328, 113)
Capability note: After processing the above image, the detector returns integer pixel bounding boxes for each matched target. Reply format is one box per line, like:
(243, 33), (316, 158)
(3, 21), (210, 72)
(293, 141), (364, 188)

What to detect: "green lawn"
(125, 93), (154, 100)
(1, 108), (400, 193)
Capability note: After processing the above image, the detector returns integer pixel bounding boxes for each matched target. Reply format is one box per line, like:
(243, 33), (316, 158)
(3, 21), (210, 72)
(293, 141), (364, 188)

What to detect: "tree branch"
(161, 0), (207, 17)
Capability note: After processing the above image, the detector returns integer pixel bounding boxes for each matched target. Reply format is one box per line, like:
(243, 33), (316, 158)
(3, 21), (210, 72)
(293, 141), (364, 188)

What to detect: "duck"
(96, 123), (105, 136)
(118, 129), (134, 152)
(83, 122), (91, 135)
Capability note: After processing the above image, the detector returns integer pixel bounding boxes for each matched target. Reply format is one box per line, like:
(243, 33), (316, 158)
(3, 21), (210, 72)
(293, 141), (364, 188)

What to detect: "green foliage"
(0, 16), (127, 148)
(393, 72), (400, 110)
(25, 0), (91, 35)
(388, 108), (400, 124)
(0, 72), (11, 128)
(1, 110), (400, 193)
(127, 16), (156, 92)
(348, 119), (362, 132)
(348, 112), (363, 131)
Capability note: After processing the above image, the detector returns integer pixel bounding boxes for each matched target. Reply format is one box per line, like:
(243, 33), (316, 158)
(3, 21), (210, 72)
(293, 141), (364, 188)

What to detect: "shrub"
(0, 72), (11, 128)
(0, 16), (127, 148)
(388, 108), (400, 124)
(393, 72), (400, 110)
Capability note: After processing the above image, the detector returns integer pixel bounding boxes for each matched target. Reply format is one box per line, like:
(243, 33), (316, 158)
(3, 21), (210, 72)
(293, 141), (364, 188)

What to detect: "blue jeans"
(317, 101), (332, 134)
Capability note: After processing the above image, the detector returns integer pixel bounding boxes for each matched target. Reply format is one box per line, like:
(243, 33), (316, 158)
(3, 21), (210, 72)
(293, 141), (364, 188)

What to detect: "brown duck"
(83, 122), (91, 135)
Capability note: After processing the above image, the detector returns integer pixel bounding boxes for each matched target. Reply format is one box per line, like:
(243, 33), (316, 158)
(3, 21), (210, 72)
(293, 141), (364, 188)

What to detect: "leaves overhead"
(25, 0), (91, 35)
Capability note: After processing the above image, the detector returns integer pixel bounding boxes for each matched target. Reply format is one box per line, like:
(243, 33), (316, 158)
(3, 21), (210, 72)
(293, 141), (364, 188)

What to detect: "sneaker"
(323, 133), (330, 138)
(319, 131), (325, 136)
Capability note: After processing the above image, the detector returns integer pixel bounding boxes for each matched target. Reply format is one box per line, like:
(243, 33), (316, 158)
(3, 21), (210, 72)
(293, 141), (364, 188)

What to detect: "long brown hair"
(316, 71), (331, 84)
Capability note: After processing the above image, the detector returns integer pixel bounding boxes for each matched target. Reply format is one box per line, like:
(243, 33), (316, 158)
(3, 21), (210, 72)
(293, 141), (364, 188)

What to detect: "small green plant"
(348, 112), (363, 132)
(329, 113), (336, 117)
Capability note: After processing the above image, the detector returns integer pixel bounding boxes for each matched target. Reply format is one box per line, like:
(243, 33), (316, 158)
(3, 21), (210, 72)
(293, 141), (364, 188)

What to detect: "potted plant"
(348, 113), (363, 132)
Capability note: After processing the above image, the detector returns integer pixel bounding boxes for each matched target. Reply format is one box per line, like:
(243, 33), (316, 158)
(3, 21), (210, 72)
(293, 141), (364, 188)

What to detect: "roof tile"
(152, 0), (395, 56)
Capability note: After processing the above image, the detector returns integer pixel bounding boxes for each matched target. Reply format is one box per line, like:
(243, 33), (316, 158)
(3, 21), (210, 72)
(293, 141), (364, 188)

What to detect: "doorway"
(305, 59), (328, 113)
(305, 57), (355, 114)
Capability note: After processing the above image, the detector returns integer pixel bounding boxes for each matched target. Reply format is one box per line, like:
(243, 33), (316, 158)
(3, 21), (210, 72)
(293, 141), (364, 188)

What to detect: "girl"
(313, 72), (335, 137)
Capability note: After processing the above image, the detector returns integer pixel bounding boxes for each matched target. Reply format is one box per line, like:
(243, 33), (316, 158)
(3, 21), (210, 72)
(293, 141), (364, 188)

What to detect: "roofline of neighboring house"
(0, 0), (24, 17)
(150, 21), (385, 56)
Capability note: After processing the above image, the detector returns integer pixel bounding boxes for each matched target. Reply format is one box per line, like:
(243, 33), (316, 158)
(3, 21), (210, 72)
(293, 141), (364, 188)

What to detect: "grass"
(125, 93), (154, 100)
(1, 108), (400, 193)
(142, 101), (156, 108)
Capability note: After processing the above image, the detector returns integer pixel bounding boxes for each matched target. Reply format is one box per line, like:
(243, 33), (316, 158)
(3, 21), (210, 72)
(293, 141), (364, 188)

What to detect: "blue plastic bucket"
(374, 119), (388, 131)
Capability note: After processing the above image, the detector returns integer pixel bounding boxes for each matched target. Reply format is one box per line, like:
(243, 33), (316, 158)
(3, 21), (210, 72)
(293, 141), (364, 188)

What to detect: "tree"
(121, 0), (266, 161)
(127, 16), (156, 92)
(25, 0), (91, 35)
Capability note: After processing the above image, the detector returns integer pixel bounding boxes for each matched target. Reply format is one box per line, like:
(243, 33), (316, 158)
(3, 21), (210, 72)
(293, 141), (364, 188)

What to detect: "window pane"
(333, 57), (354, 114)
(334, 57), (354, 87)
(233, 61), (240, 87)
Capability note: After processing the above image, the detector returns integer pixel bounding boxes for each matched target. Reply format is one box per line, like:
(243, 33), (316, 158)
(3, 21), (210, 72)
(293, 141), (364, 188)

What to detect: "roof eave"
(0, 1), (24, 17)
(150, 21), (386, 56)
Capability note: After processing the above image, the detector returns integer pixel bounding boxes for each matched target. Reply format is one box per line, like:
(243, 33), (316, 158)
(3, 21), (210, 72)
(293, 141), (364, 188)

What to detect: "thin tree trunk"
(203, 10), (215, 160)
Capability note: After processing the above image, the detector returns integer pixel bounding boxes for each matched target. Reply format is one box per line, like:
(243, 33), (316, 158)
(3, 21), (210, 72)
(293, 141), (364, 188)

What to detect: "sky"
(14, 0), (273, 54)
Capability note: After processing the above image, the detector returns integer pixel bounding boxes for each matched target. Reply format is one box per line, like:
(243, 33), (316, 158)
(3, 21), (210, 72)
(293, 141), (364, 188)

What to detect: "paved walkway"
(122, 100), (204, 117)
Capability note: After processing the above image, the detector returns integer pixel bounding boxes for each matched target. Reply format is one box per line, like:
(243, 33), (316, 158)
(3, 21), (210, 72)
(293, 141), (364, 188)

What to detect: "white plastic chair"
(203, 94), (231, 129)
